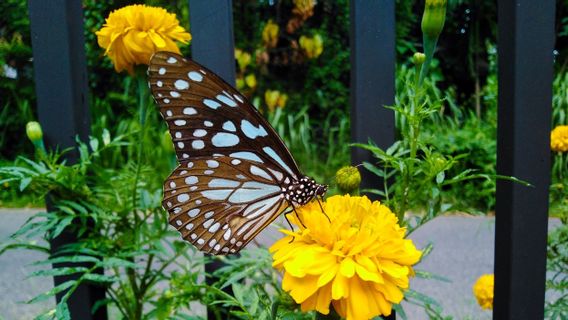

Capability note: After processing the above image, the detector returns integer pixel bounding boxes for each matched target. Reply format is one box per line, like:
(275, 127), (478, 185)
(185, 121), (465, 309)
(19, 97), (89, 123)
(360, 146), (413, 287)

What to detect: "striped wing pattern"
(148, 52), (302, 255)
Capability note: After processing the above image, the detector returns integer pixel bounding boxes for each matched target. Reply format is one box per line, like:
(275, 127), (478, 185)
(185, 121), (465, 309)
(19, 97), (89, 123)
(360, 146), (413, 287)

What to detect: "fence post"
(350, 1), (396, 319)
(188, 1), (236, 318)
(349, 0), (396, 196)
(28, 1), (107, 318)
(494, 0), (555, 319)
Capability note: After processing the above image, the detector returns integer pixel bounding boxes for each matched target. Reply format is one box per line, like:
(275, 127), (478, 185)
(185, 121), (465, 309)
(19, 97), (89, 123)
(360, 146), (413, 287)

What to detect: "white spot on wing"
(174, 79), (189, 90)
(204, 121), (213, 127)
(209, 223), (221, 233)
(174, 120), (186, 126)
(217, 94), (237, 107)
(241, 120), (268, 139)
(188, 208), (200, 217)
(212, 133), (239, 147)
(230, 152), (263, 163)
(183, 107), (197, 115)
(228, 181), (280, 203)
(185, 176), (198, 185)
(188, 71), (203, 82)
(201, 189), (232, 200)
(206, 160), (220, 168)
(203, 99), (221, 109)
(263, 147), (296, 178)
(269, 168), (284, 181)
(158, 67), (166, 75)
(170, 91), (180, 98)
(250, 165), (273, 181)
(192, 140), (205, 149)
(193, 129), (207, 137)
(208, 179), (240, 188)
(222, 121), (237, 132)
(177, 194), (189, 202)
(167, 57), (177, 64)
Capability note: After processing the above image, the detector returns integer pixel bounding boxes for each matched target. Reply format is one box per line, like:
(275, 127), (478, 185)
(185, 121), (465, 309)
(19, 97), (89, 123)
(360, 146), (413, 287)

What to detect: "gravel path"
(0, 209), (559, 319)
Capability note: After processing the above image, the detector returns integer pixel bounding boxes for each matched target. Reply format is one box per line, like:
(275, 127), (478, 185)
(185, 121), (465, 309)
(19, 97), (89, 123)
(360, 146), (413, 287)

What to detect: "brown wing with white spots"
(148, 51), (300, 180)
(163, 156), (289, 255)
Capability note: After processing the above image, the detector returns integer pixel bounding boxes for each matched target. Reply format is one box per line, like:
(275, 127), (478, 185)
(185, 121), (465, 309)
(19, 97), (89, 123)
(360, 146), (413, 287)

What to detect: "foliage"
(545, 220), (568, 319)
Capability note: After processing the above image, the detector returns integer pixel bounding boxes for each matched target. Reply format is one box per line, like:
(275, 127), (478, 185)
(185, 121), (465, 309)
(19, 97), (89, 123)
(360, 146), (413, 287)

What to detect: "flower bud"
(336, 166), (361, 194)
(421, 0), (447, 39)
(26, 121), (43, 142)
(412, 52), (426, 66)
(245, 74), (257, 89)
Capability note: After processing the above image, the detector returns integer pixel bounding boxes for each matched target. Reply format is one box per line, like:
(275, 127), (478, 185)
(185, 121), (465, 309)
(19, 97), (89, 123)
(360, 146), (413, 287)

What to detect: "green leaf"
(28, 280), (75, 303)
(55, 302), (71, 320)
(50, 216), (74, 239)
(30, 267), (89, 278)
(19, 177), (32, 191)
(435, 171), (445, 184)
(83, 273), (118, 283)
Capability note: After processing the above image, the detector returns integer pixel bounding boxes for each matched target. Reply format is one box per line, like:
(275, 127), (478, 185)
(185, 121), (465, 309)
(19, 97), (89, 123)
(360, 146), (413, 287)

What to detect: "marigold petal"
(339, 257), (356, 278)
(282, 273), (320, 303)
(331, 273), (349, 300)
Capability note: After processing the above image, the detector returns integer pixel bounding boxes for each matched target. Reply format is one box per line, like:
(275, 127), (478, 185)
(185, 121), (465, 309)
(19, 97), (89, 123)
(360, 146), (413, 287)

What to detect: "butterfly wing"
(164, 156), (289, 255)
(148, 51), (301, 180)
(148, 51), (300, 254)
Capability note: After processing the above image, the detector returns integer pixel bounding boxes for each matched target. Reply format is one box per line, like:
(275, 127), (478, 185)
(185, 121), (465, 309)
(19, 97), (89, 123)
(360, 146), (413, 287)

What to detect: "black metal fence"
(26, 0), (555, 319)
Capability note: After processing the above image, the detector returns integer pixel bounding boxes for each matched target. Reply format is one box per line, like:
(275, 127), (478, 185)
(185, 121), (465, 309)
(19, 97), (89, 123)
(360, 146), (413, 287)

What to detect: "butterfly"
(148, 51), (327, 255)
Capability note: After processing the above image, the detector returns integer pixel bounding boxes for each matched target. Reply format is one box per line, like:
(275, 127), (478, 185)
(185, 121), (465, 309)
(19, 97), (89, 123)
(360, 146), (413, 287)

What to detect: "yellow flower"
(551, 125), (568, 152)
(293, 0), (316, 20)
(235, 49), (252, 71)
(96, 5), (191, 73)
(262, 20), (279, 48)
(299, 34), (324, 59)
(265, 90), (288, 112)
(472, 274), (494, 310)
(245, 74), (257, 89)
(270, 195), (422, 320)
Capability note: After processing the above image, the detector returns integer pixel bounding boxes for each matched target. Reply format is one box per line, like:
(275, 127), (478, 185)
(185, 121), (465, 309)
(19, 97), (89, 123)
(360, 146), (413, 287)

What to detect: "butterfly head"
(286, 176), (328, 206)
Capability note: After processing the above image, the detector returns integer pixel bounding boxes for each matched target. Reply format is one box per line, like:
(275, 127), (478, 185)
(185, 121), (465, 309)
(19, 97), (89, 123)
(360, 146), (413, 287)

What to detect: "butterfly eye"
(148, 52), (327, 255)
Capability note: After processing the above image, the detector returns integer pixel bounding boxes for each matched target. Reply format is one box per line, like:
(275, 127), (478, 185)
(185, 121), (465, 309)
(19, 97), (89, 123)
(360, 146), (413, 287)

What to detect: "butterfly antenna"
(317, 196), (331, 223)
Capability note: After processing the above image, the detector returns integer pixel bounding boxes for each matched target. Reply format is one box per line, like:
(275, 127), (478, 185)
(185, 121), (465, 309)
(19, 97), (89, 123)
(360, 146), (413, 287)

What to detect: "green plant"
(545, 220), (568, 319)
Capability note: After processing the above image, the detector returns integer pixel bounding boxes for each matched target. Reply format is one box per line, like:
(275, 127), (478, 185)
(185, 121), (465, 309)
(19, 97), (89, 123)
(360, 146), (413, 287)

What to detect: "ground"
(0, 209), (559, 319)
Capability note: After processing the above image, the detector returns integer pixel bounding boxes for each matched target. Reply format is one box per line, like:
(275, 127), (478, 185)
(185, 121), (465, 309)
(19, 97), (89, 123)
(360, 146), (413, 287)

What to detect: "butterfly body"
(148, 52), (327, 255)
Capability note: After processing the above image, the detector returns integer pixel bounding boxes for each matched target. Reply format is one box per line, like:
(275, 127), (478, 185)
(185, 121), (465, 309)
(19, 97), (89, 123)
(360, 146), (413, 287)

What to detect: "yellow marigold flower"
(293, 0), (316, 20)
(472, 274), (494, 310)
(245, 74), (257, 89)
(235, 50), (252, 71)
(277, 93), (288, 108)
(551, 125), (568, 152)
(96, 5), (191, 73)
(270, 195), (422, 320)
(262, 20), (279, 48)
(299, 34), (324, 59)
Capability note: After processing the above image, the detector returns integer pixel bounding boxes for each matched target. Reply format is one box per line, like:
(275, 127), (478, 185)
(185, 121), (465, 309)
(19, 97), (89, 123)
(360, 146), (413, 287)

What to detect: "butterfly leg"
(317, 196), (331, 223)
(291, 205), (307, 228)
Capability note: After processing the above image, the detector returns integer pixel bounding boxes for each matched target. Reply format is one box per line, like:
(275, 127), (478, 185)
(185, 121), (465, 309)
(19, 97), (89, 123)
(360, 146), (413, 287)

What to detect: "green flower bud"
(26, 121), (43, 142)
(421, 0), (447, 39)
(413, 52), (426, 66)
(336, 166), (361, 194)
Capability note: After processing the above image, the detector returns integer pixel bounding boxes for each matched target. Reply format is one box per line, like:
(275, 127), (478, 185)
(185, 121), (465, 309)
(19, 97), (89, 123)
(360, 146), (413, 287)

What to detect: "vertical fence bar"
(188, 1), (235, 318)
(494, 0), (555, 319)
(28, 0), (107, 319)
(350, 1), (396, 319)
(350, 0), (396, 196)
